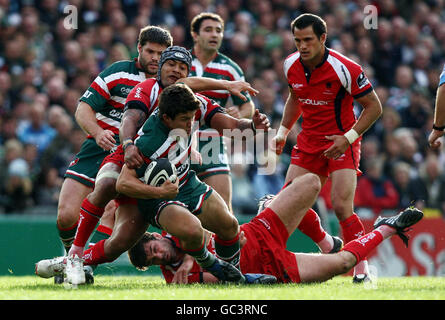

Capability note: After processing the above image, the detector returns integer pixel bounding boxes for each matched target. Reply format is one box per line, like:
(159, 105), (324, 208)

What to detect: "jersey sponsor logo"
(356, 72), (370, 89)
(291, 83), (304, 90)
(134, 86), (142, 98)
(120, 86), (131, 95)
(82, 90), (93, 99)
(258, 218), (271, 230)
(109, 109), (123, 119)
(298, 98), (329, 105)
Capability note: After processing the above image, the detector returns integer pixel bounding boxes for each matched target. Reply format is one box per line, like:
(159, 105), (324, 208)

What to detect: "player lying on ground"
(127, 174), (423, 284)
(36, 83), (274, 285)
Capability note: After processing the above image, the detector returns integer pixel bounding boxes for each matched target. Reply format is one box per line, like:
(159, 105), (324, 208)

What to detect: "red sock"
(73, 198), (105, 247)
(339, 213), (366, 243)
(342, 229), (384, 263)
(82, 239), (113, 266)
(298, 208), (327, 243)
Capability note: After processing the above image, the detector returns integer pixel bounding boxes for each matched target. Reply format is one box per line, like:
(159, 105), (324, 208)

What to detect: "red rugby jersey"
(284, 48), (373, 153)
(124, 78), (162, 115)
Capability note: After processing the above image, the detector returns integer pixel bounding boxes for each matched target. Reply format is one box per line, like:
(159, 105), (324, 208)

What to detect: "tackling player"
(271, 14), (383, 282)
(66, 47), (259, 279)
(127, 175), (423, 284)
(36, 83), (272, 284)
(56, 26), (173, 259)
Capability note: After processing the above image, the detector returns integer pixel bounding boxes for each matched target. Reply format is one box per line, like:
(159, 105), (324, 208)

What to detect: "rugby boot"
(35, 256), (65, 278)
(374, 206), (423, 247)
(206, 258), (246, 283)
(244, 273), (277, 284)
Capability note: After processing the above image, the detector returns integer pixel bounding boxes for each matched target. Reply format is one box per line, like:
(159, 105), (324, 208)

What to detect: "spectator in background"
(418, 153), (445, 212)
(355, 158), (400, 215)
(16, 102), (56, 155)
(392, 161), (428, 211)
(35, 167), (63, 207)
(386, 65), (414, 111)
(230, 154), (257, 216)
(0, 139), (33, 213)
(252, 150), (285, 201)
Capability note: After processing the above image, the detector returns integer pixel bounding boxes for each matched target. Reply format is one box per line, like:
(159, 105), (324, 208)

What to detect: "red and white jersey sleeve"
(124, 78), (161, 115)
(194, 93), (225, 127)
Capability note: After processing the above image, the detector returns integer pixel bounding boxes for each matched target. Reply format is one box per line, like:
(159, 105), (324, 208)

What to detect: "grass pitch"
(0, 275), (444, 300)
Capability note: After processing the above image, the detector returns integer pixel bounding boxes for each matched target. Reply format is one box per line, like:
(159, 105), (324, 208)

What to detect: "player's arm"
(227, 100), (255, 119)
(116, 164), (178, 199)
(120, 108), (147, 168)
(323, 90), (382, 159)
(428, 83), (445, 149)
(209, 109), (270, 135)
(271, 88), (302, 155)
(75, 101), (116, 150)
(178, 77), (258, 102)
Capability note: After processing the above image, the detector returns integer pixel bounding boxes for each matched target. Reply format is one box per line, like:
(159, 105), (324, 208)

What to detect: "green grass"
(0, 275), (444, 300)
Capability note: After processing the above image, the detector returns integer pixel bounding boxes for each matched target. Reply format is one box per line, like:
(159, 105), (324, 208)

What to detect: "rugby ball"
(143, 158), (177, 186)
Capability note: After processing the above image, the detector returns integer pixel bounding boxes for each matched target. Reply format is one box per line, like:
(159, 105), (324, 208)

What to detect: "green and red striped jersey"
(79, 59), (148, 138)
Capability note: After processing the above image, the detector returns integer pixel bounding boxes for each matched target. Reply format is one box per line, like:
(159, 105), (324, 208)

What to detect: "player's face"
(293, 26), (326, 64)
(192, 19), (223, 52)
(160, 60), (189, 87)
(138, 42), (168, 77)
(143, 239), (177, 266)
(164, 110), (197, 135)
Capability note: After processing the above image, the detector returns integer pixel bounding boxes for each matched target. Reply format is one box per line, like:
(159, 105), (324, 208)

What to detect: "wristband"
(276, 125), (290, 139)
(122, 139), (134, 151)
(344, 129), (360, 144)
(433, 124), (445, 131)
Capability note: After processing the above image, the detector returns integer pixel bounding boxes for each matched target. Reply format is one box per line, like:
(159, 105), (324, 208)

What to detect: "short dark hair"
(138, 26), (173, 47)
(290, 13), (327, 39)
(127, 232), (157, 271)
(190, 12), (224, 34)
(158, 83), (201, 120)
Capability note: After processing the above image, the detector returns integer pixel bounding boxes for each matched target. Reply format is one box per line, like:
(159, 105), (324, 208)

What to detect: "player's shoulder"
(327, 49), (363, 70)
(283, 51), (301, 78)
(101, 59), (137, 75)
(214, 52), (244, 74)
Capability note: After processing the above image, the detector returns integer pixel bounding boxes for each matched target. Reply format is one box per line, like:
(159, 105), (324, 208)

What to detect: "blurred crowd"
(0, 0), (445, 218)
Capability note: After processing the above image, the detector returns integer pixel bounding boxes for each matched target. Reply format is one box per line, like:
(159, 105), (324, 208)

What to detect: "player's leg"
(297, 206), (424, 283)
(282, 164), (339, 252)
(267, 173), (321, 235)
(56, 178), (92, 253)
(69, 162), (121, 257)
(158, 204), (244, 283)
(82, 203), (149, 265)
(329, 168), (369, 281)
(201, 173), (233, 214)
(198, 191), (241, 267)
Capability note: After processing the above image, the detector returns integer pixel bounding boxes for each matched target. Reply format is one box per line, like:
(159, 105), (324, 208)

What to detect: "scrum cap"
(157, 46), (192, 80)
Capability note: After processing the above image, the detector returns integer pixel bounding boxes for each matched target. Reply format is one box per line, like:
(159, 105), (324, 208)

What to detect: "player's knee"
(180, 223), (205, 249)
(305, 173), (321, 195)
(336, 252), (355, 274)
(213, 214), (239, 239)
(57, 202), (78, 228)
(92, 178), (118, 206)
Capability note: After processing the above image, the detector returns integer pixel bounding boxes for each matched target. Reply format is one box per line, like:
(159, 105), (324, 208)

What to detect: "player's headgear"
(157, 46), (192, 80)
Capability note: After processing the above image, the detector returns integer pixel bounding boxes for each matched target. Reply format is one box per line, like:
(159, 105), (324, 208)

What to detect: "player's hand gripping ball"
(144, 158), (177, 186)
